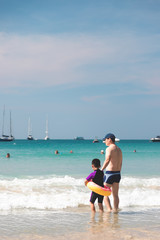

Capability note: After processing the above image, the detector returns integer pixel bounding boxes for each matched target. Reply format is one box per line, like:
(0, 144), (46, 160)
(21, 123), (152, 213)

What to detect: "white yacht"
(150, 136), (160, 142)
(115, 138), (120, 142)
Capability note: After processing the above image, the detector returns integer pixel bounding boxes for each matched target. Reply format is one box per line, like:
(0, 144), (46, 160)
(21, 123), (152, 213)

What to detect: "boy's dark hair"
(92, 158), (101, 168)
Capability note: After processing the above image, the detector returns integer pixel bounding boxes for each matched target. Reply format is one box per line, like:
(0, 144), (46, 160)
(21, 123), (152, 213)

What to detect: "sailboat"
(44, 117), (49, 140)
(0, 106), (14, 142)
(27, 117), (34, 140)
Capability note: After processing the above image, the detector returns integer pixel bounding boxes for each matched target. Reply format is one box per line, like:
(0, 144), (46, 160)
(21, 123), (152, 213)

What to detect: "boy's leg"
(98, 195), (104, 212)
(90, 192), (96, 212)
(90, 202), (96, 212)
(98, 203), (103, 212)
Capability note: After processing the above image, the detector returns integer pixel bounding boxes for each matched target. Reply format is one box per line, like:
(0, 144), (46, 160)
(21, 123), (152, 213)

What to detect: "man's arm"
(101, 149), (111, 171)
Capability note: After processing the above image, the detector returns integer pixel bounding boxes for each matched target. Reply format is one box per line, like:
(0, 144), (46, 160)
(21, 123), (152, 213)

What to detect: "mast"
(45, 118), (48, 138)
(28, 117), (32, 136)
(10, 111), (12, 137)
(45, 115), (49, 140)
(2, 105), (5, 136)
(27, 117), (34, 140)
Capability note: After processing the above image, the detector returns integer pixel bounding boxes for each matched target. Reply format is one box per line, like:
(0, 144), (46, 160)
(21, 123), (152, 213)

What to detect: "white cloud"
(0, 33), (108, 88)
(81, 95), (103, 102)
(0, 32), (160, 93)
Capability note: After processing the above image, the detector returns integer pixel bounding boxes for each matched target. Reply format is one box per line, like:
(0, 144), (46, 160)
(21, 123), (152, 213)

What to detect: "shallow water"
(0, 207), (159, 239)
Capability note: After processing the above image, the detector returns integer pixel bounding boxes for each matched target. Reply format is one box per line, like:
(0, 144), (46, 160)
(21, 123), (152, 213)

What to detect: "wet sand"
(0, 207), (159, 240)
(1, 226), (159, 240)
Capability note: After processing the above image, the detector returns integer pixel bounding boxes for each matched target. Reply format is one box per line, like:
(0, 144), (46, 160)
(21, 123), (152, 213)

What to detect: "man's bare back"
(104, 144), (122, 171)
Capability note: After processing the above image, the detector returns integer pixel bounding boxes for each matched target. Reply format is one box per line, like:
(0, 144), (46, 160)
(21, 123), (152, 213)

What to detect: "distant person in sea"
(6, 153), (10, 158)
(101, 150), (104, 154)
(55, 150), (59, 154)
(84, 158), (104, 213)
(133, 149), (136, 152)
(101, 133), (122, 212)
(70, 150), (73, 153)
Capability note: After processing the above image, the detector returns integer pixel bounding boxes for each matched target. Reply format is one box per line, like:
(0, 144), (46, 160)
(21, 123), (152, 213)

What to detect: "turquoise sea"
(0, 139), (159, 239)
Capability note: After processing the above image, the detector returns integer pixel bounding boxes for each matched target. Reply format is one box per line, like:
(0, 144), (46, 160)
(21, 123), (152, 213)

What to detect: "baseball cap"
(103, 133), (115, 141)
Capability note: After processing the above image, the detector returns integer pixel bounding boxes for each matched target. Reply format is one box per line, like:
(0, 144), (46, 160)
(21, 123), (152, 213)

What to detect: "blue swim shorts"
(104, 171), (121, 184)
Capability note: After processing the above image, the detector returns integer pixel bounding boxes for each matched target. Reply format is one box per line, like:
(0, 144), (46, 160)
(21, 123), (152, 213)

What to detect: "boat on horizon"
(27, 117), (34, 140)
(74, 137), (84, 140)
(150, 136), (160, 142)
(93, 137), (99, 143)
(0, 106), (14, 142)
(115, 138), (120, 142)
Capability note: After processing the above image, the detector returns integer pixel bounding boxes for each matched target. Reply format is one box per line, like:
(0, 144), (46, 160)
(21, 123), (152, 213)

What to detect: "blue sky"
(0, 0), (160, 139)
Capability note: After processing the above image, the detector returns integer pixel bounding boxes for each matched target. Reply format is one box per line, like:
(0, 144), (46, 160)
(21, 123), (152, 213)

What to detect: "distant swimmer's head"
(103, 133), (115, 143)
(101, 150), (104, 154)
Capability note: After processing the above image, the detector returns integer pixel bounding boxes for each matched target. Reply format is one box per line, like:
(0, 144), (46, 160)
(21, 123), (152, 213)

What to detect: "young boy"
(84, 158), (104, 212)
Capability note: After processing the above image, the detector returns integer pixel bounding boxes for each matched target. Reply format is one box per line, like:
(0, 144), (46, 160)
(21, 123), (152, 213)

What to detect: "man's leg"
(112, 182), (119, 211)
(104, 196), (112, 212)
(104, 182), (112, 211)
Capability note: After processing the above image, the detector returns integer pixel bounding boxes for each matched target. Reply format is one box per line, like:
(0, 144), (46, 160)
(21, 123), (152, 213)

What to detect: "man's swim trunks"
(104, 171), (121, 184)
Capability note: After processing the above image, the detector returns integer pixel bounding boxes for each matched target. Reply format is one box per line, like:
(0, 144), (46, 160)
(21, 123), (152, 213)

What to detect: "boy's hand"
(84, 179), (88, 186)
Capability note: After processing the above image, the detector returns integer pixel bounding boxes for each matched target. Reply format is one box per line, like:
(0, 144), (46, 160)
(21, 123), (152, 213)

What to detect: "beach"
(0, 139), (159, 239)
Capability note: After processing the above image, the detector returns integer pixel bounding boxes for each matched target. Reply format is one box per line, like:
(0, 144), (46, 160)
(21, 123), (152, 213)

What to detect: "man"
(101, 133), (122, 212)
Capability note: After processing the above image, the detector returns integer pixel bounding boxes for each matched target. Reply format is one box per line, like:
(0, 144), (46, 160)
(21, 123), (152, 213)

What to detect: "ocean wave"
(120, 177), (160, 208)
(0, 175), (159, 211)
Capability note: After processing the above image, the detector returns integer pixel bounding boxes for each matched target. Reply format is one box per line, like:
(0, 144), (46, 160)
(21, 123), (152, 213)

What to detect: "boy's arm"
(84, 172), (95, 186)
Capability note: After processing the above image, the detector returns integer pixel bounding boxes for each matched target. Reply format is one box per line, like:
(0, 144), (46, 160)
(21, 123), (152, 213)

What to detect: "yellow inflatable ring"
(87, 181), (111, 196)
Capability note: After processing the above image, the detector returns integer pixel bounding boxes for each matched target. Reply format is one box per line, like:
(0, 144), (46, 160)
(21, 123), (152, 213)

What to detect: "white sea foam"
(0, 175), (159, 211)
(120, 177), (160, 208)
